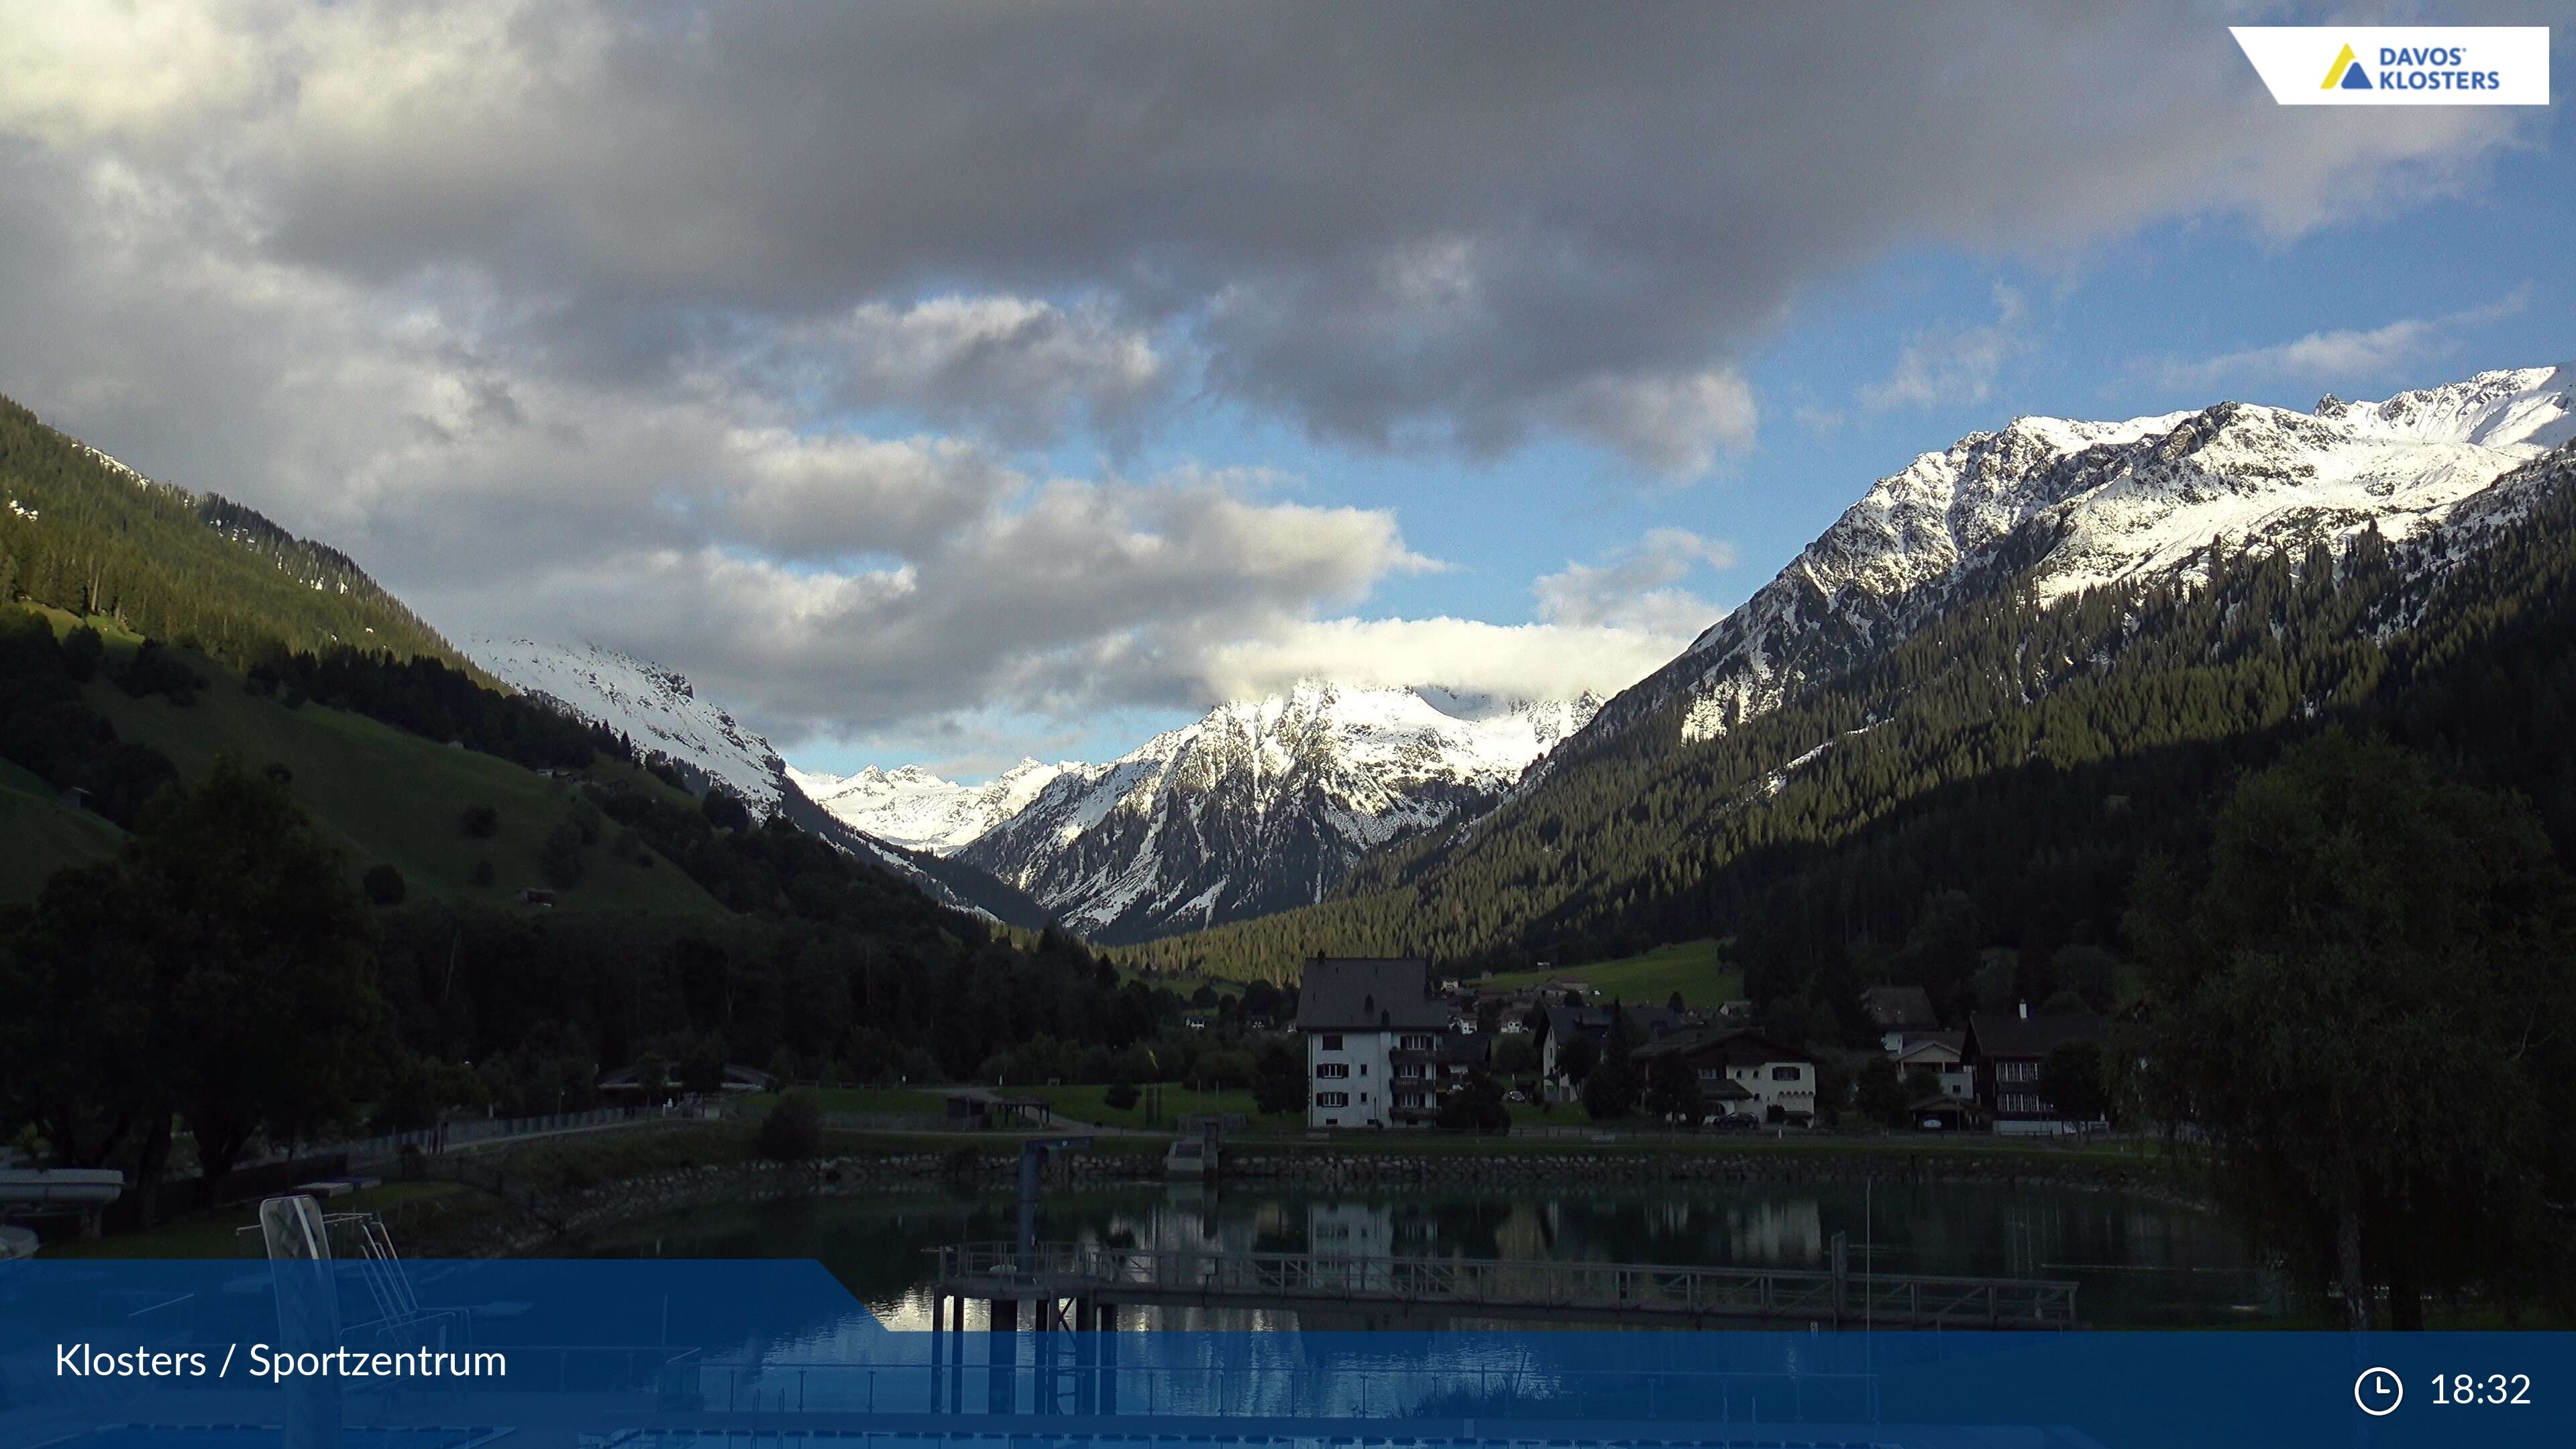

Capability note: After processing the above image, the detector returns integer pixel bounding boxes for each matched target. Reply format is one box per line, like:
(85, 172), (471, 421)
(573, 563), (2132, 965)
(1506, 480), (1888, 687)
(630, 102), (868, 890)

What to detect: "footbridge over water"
(929, 1240), (2082, 1331)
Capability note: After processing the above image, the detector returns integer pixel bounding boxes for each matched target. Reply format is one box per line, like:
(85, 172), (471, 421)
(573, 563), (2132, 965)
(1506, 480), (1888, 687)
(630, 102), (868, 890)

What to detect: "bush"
(62, 625), (103, 683)
(460, 803), (500, 839)
(756, 1091), (824, 1163)
(1436, 1070), (1511, 1133)
(1104, 1077), (1141, 1111)
(362, 863), (407, 906)
(112, 639), (205, 704)
(470, 859), (496, 888)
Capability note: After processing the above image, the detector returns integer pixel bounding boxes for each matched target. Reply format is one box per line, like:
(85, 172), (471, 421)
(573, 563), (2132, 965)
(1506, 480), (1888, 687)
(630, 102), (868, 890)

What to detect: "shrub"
(756, 1091), (824, 1163)
(362, 863), (407, 906)
(460, 803), (500, 839)
(62, 625), (103, 683)
(1104, 1077), (1141, 1111)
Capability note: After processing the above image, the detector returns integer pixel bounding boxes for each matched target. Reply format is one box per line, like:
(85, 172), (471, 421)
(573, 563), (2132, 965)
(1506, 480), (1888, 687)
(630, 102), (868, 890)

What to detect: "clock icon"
(2355, 1366), (2404, 1417)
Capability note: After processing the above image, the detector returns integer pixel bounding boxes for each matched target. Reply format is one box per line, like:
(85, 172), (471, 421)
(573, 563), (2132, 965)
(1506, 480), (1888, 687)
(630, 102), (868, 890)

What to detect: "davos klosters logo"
(2234, 26), (2548, 105)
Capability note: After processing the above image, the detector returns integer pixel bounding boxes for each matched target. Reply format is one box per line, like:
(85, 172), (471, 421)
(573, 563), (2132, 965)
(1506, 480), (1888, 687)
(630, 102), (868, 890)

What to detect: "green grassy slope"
(88, 669), (727, 916)
(1483, 938), (1743, 1007)
(2, 608), (727, 915)
(0, 755), (125, 900)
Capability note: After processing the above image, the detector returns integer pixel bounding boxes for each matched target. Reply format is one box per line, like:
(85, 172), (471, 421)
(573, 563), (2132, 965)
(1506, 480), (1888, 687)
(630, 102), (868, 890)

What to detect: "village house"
(1630, 1027), (1819, 1122)
(1859, 985), (1943, 1053)
(1892, 1030), (1974, 1099)
(1962, 1008), (2113, 1134)
(1297, 956), (1480, 1128)
(1534, 1002), (1690, 1103)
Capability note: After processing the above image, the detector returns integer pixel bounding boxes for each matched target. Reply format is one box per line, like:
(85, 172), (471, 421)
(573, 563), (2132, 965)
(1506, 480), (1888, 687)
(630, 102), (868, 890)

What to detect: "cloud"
(1, 3), (2523, 484)
(775, 294), (1173, 447)
(1860, 285), (2032, 413)
(0, 2), (2535, 761)
(2151, 290), (2532, 395)
(1535, 529), (1737, 639)
(1198, 616), (1688, 706)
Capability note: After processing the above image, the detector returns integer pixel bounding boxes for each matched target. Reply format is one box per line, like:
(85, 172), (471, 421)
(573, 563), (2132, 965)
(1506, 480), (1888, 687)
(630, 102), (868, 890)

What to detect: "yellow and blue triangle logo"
(2320, 43), (2373, 90)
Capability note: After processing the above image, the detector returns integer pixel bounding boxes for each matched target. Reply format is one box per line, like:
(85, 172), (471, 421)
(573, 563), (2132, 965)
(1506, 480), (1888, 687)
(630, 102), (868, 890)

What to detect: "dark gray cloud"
(0, 1), (2533, 751)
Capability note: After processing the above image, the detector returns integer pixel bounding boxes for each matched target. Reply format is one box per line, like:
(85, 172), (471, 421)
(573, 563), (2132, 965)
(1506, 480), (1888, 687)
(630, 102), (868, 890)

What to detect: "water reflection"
(568, 1180), (2272, 1328)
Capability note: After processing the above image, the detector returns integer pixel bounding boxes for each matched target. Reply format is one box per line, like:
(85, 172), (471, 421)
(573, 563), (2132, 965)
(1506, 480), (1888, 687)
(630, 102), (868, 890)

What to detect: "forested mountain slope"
(0, 396), (468, 672)
(1129, 437), (2576, 1020)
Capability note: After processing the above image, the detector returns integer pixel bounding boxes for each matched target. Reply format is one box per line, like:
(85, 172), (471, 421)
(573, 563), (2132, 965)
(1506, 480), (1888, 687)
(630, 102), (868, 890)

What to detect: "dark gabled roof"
(1860, 985), (1941, 1031)
(1633, 1026), (1813, 1067)
(1964, 1012), (2110, 1061)
(1541, 1002), (1687, 1046)
(1895, 1030), (1966, 1061)
(1296, 957), (1448, 1031)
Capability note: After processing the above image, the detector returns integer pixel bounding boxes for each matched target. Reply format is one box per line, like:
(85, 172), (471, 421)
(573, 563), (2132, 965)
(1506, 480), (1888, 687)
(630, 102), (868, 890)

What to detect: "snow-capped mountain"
(935, 682), (1600, 943)
(1567, 364), (2576, 759)
(464, 637), (1051, 926)
(468, 637), (788, 814)
(787, 759), (1069, 855)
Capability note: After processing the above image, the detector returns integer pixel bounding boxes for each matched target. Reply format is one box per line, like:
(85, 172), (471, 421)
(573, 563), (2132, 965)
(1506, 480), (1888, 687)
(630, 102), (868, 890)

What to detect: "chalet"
(1892, 1030), (1973, 1099)
(1631, 1027), (1817, 1122)
(1859, 985), (1942, 1052)
(1297, 956), (1477, 1128)
(1962, 1009), (2112, 1134)
(1535, 1002), (1689, 1103)
(516, 887), (557, 908)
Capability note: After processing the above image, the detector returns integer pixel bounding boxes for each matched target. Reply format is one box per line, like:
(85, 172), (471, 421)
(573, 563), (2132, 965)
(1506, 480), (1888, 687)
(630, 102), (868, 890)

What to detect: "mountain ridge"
(1552, 364), (2574, 771)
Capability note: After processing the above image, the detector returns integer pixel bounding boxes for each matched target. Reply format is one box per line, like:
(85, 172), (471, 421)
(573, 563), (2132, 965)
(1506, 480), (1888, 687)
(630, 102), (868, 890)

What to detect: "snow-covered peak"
(788, 757), (1069, 855)
(2322, 364), (2575, 449)
(948, 681), (1603, 941)
(467, 637), (786, 814)
(1577, 364), (2576, 752)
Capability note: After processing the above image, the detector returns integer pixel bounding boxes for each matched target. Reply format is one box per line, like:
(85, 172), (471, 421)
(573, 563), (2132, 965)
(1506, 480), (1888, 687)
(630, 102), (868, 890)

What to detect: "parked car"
(1504, 1090), (1528, 1103)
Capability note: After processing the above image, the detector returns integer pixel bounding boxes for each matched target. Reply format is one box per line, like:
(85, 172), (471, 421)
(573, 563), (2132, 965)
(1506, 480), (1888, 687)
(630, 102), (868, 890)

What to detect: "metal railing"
(930, 1240), (2078, 1328)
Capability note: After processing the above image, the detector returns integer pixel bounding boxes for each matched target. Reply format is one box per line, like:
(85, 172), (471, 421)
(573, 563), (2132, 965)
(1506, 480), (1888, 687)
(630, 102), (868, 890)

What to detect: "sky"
(1, 1), (2568, 781)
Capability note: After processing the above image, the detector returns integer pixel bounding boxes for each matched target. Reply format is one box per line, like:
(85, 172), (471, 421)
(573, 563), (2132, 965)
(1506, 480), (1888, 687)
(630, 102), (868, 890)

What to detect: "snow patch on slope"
(466, 637), (786, 814)
(788, 759), (1069, 855)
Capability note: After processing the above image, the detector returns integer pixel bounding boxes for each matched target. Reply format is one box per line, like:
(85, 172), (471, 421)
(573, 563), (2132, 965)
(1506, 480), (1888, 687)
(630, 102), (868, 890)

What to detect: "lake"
(566, 1178), (2277, 1329)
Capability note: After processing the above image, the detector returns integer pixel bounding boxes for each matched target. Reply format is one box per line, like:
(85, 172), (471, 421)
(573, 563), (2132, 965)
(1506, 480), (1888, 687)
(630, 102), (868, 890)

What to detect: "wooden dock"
(929, 1240), (2080, 1330)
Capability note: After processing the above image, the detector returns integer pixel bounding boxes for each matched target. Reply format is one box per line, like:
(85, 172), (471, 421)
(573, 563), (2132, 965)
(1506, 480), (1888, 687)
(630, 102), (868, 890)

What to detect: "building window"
(1998, 1060), (2039, 1083)
(1400, 1034), (1434, 1051)
(1395, 1063), (1424, 1079)
(1358, 1063), (1368, 1076)
(1360, 1092), (1368, 1104)
(1316, 1091), (1350, 1108)
(2000, 1093), (2045, 1114)
(1320, 1034), (1343, 1051)
(1316, 1063), (1349, 1079)
(1770, 1065), (1802, 1082)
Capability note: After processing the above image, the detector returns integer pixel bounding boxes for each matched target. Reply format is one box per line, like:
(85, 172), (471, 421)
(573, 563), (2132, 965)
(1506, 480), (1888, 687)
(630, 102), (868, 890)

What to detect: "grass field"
(1484, 938), (1743, 1008)
(37, 1180), (498, 1259)
(731, 1087), (955, 1116)
(1, 606), (729, 914)
(0, 754), (124, 900)
(1021, 1083), (1294, 1132)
